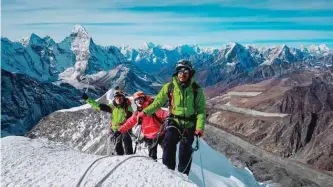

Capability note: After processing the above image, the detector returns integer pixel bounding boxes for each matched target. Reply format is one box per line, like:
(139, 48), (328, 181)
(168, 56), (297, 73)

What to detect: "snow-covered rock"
(262, 45), (296, 65)
(119, 42), (218, 72)
(59, 25), (126, 86)
(302, 44), (331, 56)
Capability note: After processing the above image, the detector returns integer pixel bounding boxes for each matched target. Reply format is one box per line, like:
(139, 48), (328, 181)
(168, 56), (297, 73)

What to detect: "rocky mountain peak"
(20, 33), (44, 46)
(141, 42), (155, 50)
(71, 24), (89, 37)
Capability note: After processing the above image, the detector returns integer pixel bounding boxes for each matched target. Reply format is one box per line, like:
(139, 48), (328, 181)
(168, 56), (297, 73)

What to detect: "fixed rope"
(94, 155), (151, 187)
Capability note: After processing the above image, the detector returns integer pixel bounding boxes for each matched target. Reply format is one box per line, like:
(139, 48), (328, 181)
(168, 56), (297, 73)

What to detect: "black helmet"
(175, 59), (193, 71)
(113, 89), (124, 97)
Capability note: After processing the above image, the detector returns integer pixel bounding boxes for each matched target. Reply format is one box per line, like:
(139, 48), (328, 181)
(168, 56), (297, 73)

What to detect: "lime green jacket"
(86, 98), (133, 131)
(143, 76), (206, 131)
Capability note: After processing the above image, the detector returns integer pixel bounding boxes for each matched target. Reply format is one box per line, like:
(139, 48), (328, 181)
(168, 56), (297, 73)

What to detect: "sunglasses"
(114, 95), (123, 98)
(135, 97), (145, 102)
(178, 69), (190, 75)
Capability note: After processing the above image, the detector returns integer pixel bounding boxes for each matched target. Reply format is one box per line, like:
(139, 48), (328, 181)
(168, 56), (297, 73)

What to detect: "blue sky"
(2, 0), (333, 48)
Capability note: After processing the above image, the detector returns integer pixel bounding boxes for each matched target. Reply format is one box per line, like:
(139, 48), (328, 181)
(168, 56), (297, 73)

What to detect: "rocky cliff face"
(206, 69), (333, 172)
(273, 73), (333, 171)
(1, 69), (90, 137)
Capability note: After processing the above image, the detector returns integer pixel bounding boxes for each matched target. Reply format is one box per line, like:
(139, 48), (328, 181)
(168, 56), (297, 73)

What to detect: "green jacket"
(86, 98), (133, 131)
(144, 76), (206, 131)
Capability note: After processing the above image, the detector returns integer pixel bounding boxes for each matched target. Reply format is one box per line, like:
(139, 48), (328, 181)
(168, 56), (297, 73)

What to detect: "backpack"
(167, 82), (200, 111)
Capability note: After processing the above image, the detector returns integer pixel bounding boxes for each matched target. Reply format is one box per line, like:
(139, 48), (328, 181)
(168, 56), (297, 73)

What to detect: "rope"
(180, 136), (199, 174)
(76, 156), (109, 187)
(198, 140), (206, 187)
(77, 133), (121, 187)
(94, 155), (150, 187)
(146, 122), (166, 152)
(181, 152), (194, 174)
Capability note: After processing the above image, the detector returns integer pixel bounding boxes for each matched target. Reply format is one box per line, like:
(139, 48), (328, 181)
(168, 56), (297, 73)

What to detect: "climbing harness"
(146, 119), (166, 152)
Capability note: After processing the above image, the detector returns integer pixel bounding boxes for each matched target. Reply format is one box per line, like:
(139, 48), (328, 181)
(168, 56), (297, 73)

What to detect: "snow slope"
(1, 136), (267, 187)
(190, 139), (267, 187)
(1, 136), (196, 187)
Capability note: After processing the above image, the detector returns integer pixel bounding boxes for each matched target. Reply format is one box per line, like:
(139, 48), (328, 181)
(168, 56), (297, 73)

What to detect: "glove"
(137, 111), (146, 121)
(82, 93), (88, 100)
(113, 131), (121, 139)
(195, 130), (204, 138)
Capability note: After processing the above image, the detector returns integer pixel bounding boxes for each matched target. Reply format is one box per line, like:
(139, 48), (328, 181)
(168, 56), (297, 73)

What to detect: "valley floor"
(204, 123), (333, 187)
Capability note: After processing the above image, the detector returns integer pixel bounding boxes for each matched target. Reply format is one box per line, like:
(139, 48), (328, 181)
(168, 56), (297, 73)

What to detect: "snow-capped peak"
(303, 44), (331, 55)
(72, 24), (89, 37)
(318, 44), (329, 51)
(227, 42), (238, 48)
(278, 44), (289, 54)
(59, 25), (92, 82)
(141, 42), (155, 50)
(20, 33), (43, 46)
(43, 35), (55, 45)
(19, 36), (31, 46)
(224, 42), (242, 58)
(159, 44), (176, 50)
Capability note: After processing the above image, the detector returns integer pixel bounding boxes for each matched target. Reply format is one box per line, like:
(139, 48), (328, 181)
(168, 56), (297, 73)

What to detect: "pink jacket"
(119, 96), (168, 139)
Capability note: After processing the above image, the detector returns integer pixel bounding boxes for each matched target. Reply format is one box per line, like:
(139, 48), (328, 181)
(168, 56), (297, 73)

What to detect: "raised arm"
(119, 113), (138, 133)
(85, 97), (113, 113)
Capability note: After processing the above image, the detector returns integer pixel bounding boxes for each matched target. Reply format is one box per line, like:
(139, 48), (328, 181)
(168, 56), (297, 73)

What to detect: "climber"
(82, 89), (134, 155)
(113, 91), (168, 160)
(136, 59), (206, 175)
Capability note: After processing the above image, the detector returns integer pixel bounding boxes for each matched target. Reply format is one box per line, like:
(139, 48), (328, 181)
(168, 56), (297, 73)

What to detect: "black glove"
(113, 131), (121, 138)
(82, 93), (88, 100)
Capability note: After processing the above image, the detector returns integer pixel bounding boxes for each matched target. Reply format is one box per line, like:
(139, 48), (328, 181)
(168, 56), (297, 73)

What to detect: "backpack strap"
(124, 98), (129, 114)
(111, 98), (131, 118)
(167, 82), (174, 109)
(191, 82), (200, 112)
(167, 81), (199, 113)
(152, 113), (164, 124)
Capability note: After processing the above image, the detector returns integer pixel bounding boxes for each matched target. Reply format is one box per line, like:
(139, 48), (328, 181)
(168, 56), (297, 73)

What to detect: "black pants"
(146, 135), (164, 160)
(162, 120), (195, 175)
(114, 132), (133, 155)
